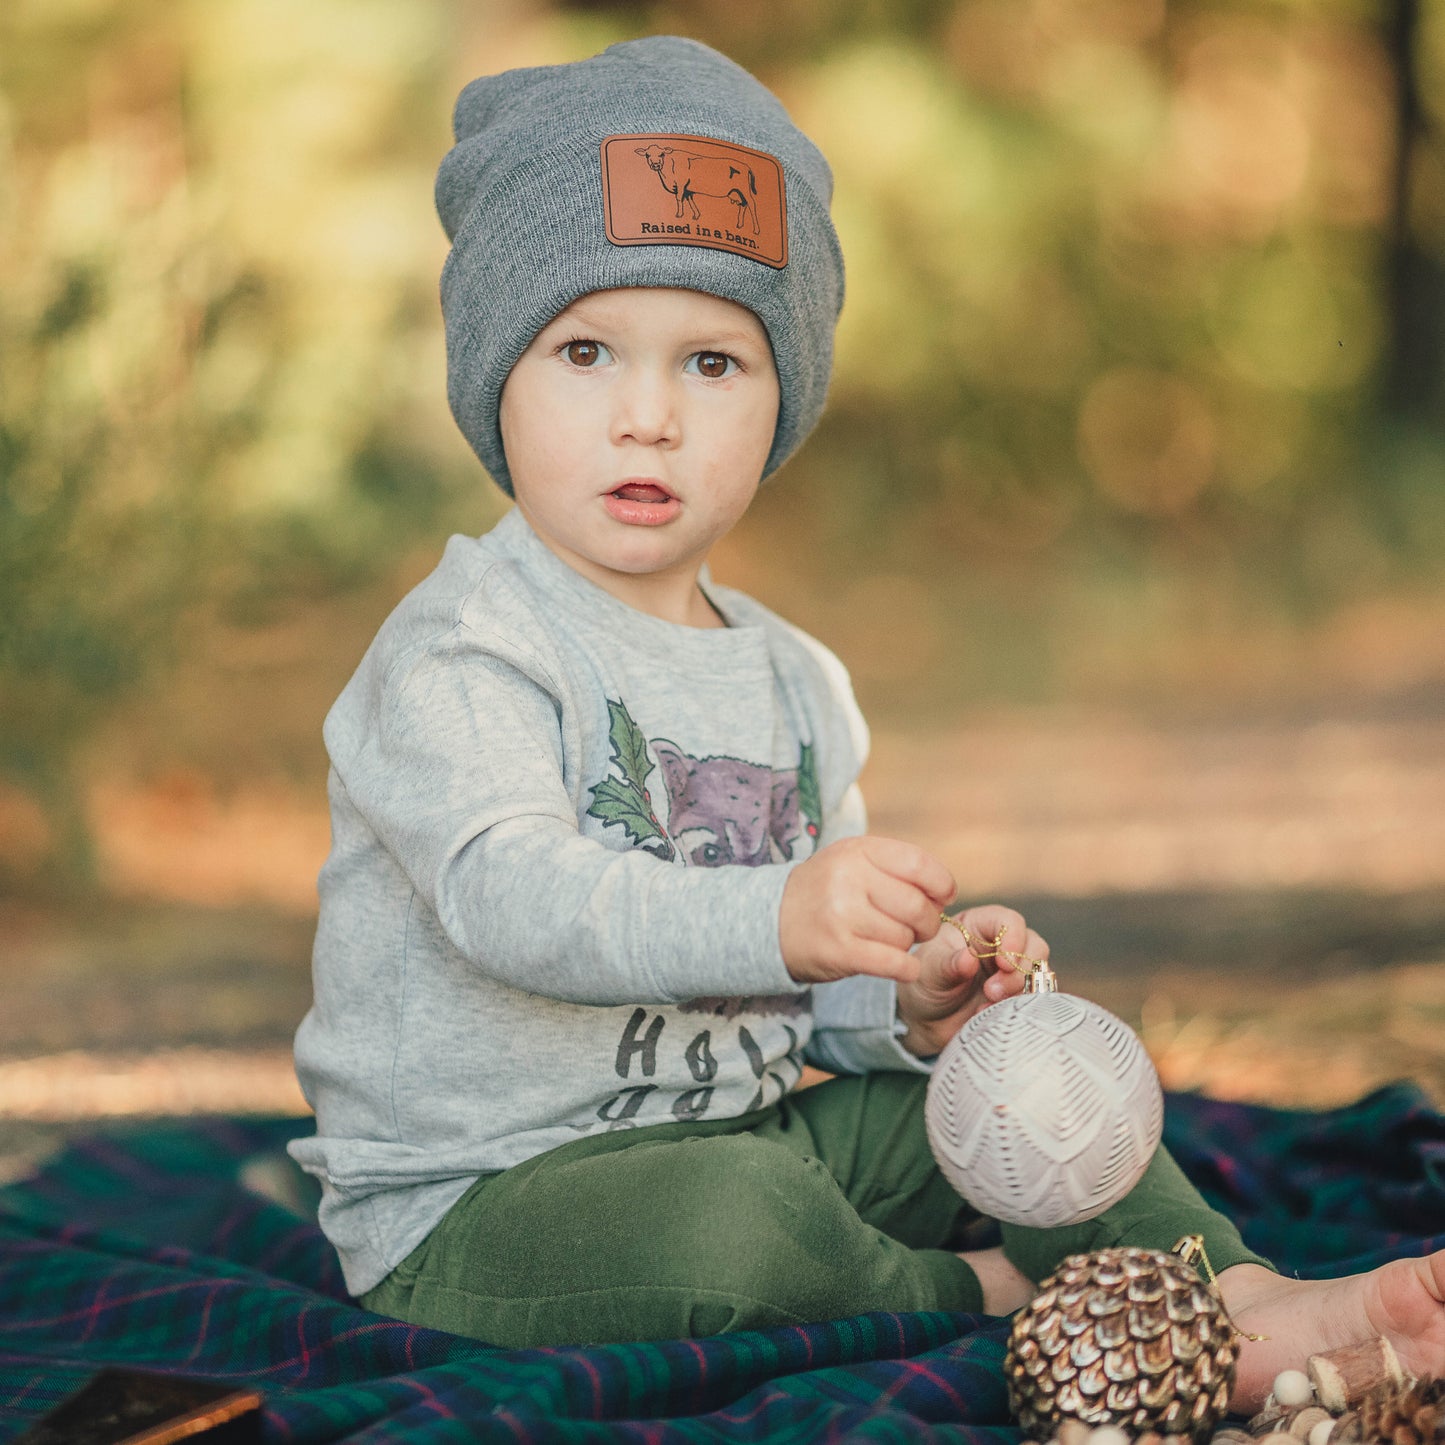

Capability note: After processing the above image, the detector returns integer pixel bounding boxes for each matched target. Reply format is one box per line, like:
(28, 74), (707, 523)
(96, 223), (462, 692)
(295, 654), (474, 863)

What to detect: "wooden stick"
(1306, 1338), (1405, 1412)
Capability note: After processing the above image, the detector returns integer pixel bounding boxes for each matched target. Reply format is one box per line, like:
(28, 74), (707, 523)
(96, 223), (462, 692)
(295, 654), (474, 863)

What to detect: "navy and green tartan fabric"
(1, 1085), (1442, 1443)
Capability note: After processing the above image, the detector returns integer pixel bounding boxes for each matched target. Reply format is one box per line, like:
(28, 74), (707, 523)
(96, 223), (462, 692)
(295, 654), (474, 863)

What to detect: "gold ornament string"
(940, 915), (1051, 976)
(1173, 1234), (1268, 1341)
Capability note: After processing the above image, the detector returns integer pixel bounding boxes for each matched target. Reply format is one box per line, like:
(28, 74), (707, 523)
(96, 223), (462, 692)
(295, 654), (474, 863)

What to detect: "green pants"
(362, 1072), (1267, 1347)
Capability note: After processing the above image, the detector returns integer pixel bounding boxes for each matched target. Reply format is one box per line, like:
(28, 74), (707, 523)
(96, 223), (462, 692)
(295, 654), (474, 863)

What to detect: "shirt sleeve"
(326, 626), (806, 1008)
(795, 699), (935, 1078)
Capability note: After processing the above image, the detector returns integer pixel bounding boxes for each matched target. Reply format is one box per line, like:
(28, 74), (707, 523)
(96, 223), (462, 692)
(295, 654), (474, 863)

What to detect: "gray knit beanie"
(435, 35), (845, 494)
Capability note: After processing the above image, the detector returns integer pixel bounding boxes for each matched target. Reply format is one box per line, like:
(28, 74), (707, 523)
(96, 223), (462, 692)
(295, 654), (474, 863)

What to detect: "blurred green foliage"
(2, 0), (1444, 878)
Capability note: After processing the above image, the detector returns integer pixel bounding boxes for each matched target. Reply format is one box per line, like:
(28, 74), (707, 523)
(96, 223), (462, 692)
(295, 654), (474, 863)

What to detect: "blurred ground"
(3, 699), (1443, 1185)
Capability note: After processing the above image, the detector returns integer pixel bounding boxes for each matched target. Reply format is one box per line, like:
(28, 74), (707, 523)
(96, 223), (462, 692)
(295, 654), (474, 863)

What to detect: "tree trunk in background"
(1381, 0), (1445, 425)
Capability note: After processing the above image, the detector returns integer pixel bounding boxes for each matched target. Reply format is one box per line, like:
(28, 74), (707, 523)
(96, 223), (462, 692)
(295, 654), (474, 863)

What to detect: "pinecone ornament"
(1336, 1377), (1445, 1445)
(1006, 1245), (1239, 1444)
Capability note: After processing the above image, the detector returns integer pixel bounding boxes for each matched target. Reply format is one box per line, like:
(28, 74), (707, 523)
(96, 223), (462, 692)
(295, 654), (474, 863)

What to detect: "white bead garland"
(1272, 1370), (1314, 1407)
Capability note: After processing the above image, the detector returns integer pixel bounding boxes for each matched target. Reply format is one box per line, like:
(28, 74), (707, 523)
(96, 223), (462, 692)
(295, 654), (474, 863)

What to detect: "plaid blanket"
(1, 1085), (1442, 1443)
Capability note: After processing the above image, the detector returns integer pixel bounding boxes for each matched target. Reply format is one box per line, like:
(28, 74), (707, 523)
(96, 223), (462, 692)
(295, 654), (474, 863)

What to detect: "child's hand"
(779, 836), (956, 986)
(894, 905), (1048, 1057)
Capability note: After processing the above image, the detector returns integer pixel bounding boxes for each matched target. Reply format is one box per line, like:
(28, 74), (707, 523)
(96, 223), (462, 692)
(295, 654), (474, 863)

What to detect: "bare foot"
(960, 1246), (1036, 1315)
(1217, 1252), (1445, 1413)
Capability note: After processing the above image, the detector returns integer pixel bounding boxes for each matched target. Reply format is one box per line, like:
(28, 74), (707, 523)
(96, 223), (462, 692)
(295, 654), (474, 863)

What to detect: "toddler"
(290, 36), (1445, 1406)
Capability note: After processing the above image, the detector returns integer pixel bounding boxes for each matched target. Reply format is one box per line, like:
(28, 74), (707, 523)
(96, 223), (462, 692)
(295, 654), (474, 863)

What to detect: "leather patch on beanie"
(601, 134), (788, 269)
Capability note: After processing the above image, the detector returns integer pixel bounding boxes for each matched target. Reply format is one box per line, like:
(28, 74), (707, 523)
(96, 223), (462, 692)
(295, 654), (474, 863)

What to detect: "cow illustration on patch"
(585, 698), (821, 866)
(600, 133), (788, 268)
(636, 143), (760, 236)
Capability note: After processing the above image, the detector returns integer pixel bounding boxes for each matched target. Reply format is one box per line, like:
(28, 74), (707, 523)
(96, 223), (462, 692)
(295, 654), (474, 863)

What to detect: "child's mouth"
(603, 482), (681, 527)
(612, 484), (673, 503)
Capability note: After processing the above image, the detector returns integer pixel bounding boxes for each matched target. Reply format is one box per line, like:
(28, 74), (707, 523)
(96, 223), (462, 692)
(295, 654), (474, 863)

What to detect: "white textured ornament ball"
(924, 967), (1164, 1227)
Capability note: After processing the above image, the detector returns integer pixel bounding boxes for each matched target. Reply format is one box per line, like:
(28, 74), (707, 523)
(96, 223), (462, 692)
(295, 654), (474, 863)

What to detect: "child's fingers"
(866, 872), (949, 942)
(960, 905), (1031, 960)
(1021, 927), (1049, 964)
(984, 926), (1049, 971)
(854, 907), (918, 954)
(861, 837), (956, 908)
(984, 959), (1029, 1000)
(936, 916), (967, 950)
(849, 939), (923, 985)
(961, 904), (1028, 943)
(992, 926), (1049, 973)
(938, 945), (980, 988)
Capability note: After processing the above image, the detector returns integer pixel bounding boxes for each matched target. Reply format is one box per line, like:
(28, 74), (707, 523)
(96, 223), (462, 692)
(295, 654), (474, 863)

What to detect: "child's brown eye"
(692, 352), (734, 379)
(565, 340), (602, 367)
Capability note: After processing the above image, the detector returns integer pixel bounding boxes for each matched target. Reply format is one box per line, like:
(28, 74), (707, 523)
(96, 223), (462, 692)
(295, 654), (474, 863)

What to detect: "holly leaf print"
(585, 697), (675, 859)
(797, 740), (822, 842)
(606, 698), (654, 794)
(587, 776), (664, 845)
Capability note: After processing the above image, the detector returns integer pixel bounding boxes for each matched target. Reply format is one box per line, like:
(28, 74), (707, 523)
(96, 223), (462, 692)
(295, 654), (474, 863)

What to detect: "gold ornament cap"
(1023, 961), (1058, 993)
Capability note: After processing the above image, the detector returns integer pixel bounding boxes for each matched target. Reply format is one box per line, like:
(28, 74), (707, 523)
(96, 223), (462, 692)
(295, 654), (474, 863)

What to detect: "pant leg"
(761, 1071), (978, 1248)
(362, 1073), (1272, 1347)
(361, 1103), (980, 1349)
(763, 1071), (1272, 1291)
(1000, 1138), (1272, 1283)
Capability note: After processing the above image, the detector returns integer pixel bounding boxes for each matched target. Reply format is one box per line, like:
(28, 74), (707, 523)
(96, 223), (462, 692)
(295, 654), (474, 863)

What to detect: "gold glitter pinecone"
(1335, 1376), (1445, 1445)
(1005, 1246), (1240, 1445)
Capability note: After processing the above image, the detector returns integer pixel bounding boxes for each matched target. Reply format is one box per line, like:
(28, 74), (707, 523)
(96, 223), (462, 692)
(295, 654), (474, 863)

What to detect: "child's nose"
(610, 369), (680, 448)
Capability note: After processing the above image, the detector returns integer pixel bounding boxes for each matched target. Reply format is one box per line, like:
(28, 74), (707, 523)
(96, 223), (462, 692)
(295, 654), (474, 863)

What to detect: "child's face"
(499, 287), (780, 603)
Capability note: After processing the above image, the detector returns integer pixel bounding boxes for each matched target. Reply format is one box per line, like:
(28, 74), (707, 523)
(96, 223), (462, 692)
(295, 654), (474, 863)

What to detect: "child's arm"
(331, 638), (881, 1008)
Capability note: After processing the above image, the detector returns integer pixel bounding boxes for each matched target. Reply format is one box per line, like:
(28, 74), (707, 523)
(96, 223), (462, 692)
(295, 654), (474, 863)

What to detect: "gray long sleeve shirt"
(288, 507), (928, 1295)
